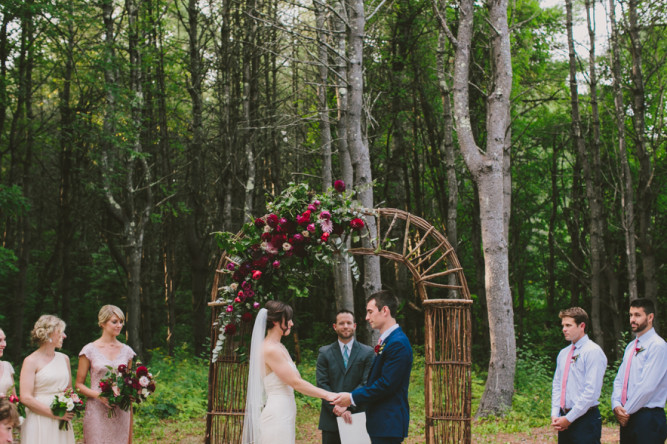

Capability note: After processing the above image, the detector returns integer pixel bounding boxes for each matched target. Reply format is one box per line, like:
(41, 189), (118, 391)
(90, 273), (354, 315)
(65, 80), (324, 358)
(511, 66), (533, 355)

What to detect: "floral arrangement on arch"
(211, 180), (369, 362)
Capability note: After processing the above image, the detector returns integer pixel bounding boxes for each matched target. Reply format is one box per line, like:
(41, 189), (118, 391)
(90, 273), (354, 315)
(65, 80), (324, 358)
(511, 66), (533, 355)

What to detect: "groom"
(332, 290), (413, 444)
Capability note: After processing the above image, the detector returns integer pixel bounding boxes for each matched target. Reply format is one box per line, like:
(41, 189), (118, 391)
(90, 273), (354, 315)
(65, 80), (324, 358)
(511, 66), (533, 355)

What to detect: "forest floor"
(144, 417), (620, 443)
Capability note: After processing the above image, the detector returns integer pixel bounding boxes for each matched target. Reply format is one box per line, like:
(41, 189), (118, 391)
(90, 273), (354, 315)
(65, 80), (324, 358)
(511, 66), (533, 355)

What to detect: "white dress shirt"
(611, 327), (667, 414)
(551, 334), (607, 423)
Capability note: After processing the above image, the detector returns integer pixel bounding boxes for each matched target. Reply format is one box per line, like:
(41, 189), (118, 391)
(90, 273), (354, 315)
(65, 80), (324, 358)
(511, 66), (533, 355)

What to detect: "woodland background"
(0, 0), (665, 419)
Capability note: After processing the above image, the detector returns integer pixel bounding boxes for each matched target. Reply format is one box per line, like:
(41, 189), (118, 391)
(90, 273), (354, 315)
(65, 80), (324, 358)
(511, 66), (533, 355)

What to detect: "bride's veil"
(242, 307), (267, 444)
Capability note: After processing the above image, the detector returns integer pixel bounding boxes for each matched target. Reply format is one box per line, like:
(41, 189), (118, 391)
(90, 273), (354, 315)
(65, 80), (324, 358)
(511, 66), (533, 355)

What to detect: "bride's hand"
(325, 391), (337, 402)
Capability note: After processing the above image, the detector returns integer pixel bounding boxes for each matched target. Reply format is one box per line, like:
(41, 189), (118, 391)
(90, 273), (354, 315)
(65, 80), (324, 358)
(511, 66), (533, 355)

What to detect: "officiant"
(317, 309), (375, 444)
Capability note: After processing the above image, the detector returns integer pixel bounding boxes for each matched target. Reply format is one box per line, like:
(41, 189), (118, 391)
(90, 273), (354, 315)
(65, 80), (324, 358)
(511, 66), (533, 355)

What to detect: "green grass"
(57, 343), (621, 442)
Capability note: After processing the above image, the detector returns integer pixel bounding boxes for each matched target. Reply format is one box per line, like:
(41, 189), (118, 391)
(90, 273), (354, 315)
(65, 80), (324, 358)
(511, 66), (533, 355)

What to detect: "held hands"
(333, 405), (353, 424)
(613, 406), (630, 427)
(551, 416), (571, 432)
(331, 392), (352, 407)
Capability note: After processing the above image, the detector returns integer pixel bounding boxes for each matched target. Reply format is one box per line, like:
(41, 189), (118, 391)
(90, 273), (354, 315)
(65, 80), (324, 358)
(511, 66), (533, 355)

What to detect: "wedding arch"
(206, 200), (472, 443)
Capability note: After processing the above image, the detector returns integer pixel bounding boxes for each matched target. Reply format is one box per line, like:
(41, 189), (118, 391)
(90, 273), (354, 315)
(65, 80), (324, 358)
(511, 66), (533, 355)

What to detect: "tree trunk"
(346, 0), (381, 303)
(607, 0), (638, 302)
(627, 0), (658, 318)
(565, 0), (605, 348)
(450, 0), (515, 416)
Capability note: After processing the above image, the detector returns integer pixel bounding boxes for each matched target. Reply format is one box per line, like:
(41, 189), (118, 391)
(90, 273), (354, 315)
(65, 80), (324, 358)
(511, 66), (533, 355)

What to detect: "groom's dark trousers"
(317, 340), (375, 444)
(350, 326), (413, 443)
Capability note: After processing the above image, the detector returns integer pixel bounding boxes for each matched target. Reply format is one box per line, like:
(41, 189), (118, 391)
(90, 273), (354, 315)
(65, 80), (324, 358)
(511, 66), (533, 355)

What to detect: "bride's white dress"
(259, 361), (298, 444)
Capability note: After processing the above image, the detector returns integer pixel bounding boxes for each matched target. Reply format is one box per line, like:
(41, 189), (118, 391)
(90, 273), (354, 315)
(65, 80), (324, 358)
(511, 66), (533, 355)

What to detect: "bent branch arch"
(206, 208), (472, 443)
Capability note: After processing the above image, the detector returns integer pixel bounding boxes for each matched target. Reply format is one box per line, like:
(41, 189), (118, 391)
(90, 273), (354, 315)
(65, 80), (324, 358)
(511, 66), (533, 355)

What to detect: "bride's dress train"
(259, 363), (297, 444)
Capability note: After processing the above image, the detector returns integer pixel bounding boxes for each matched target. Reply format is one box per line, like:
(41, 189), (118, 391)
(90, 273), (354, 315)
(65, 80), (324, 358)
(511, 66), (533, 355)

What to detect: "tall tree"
(448, 0), (516, 415)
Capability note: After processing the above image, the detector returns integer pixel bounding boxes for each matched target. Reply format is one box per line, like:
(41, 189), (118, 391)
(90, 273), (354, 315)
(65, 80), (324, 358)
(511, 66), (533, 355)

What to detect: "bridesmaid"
(19, 315), (75, 444)
(0, 329), (16, 398)
(76, 305), (135, 444)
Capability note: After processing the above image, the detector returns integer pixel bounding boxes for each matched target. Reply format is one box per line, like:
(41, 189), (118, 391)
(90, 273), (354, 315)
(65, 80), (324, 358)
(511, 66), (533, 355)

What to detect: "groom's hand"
(333, 405), (347, 417)
(331, 392), (352, 407)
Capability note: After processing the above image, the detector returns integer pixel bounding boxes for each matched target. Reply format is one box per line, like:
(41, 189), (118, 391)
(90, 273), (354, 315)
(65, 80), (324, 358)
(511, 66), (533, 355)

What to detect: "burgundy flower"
(292, 234), (305, 244)
(244, 289), (255, 298)
(272, 260), (281, 269)
(334, 180), (345, 192)
(254, 218), (266, 229)
(136, 365), (149, 377)
(132, 378), (142, 390)
(261, 232), (272, 241)
(226, 263), (236, 271)
(266, 214), (280, 228)
(148, 382), (156, 392)
(118, 364), (128, 374)
(319, 210), (331, 220)
(332, 223), (345, 235)
(253, 302), (260, 309)
(252, 256), (270, 269)
(281, 220), (297, 234)
(232, 271), (244, 282)
(350, 218), (365, 230)
(242, 281), (252, 291)
(99, 381), (111, 393)
(308, 204), (317, 212)
(252, 270), (262, 280)
(224, 323), (237, 336)
(242, 312), (253, 323)
(374, 344), (381, 354)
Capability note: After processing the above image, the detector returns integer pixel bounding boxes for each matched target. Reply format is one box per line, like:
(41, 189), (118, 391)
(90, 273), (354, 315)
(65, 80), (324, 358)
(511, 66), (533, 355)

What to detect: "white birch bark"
(451, 0), (515, 415)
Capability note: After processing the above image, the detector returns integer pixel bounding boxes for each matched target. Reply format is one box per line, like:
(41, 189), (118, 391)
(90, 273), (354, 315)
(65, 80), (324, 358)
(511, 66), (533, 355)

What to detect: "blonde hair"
(98, 305), (125, 327)
(30, 315), (66, 345)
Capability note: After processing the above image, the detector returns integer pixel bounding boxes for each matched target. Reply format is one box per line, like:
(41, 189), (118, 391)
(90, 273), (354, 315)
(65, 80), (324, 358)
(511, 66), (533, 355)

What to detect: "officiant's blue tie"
(343, 344), (349, 369)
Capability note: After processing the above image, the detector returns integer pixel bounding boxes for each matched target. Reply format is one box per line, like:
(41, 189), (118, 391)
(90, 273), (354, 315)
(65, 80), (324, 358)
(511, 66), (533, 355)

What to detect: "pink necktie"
(621, 339), (639, 406)
(560, 344), (575, 409)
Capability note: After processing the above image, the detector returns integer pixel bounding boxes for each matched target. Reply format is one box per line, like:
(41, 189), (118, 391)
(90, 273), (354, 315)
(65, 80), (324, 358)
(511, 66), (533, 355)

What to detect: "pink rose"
(253, 302), (260, 309)
(272, 260), (281, 269)
(252, 270), (262, 280)
(226, 305), (234, 313)
(307, 223), (316, 233)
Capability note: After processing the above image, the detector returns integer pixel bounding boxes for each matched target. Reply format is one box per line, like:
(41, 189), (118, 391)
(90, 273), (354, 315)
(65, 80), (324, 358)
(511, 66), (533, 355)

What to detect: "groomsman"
(551, 307), (607, 443)
(611, 298), (667, 444)
(316, 309), (374, 444)
(332, 290), (413, 444)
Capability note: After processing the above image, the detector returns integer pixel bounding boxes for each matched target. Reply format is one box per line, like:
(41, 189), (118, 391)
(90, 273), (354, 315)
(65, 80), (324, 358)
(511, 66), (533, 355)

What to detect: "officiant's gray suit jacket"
(316, 339), (375, 432)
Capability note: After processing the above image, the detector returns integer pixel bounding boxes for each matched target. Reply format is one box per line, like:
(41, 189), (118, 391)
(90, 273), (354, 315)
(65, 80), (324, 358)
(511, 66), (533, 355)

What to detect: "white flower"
(282, 243), (292, 251)
(66, 399), (75, 410)
(301, 231), (309, 238)
(139, 376), (150, 387)
(229, 283), (238, 291)
(263, 225), (272, 233)
(58, 394), (67, 403)
(141, 388), (150, 397)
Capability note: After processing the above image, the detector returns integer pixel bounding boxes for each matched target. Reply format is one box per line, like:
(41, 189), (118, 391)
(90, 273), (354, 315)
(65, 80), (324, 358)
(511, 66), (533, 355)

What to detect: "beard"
(631, 319), (649, 333)
(337, 330), (354, 341)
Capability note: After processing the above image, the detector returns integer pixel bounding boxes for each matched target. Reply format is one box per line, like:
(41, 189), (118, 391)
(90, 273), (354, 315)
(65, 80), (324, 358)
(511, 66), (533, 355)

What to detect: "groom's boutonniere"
(571, 354), (580, 364)
(374, 343), (385, 355)
(635, 346), (645, 356)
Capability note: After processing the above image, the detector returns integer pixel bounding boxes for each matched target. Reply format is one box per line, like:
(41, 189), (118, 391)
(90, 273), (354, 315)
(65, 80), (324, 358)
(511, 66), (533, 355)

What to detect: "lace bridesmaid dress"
(79, 343), (136, 444)
(20, 352), (75, 444)
(0, 361), (14, 395)
(259, 361), (298, 444)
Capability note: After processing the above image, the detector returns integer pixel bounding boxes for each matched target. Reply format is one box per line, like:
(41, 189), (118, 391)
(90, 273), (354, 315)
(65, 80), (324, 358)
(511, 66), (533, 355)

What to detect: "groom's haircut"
(630, 298), (655, 316)
(368, 290), (399, 318)
(265, 300), (294, 332)
(334, 309), (355, 324)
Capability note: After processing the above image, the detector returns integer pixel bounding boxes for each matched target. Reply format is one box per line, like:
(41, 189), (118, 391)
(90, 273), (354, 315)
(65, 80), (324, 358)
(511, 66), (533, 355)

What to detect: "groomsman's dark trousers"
(620, 407), (667, 444)
(558, 406), (601, 444)
(370, 438), (403, 444)
(321, 430), (341, 444)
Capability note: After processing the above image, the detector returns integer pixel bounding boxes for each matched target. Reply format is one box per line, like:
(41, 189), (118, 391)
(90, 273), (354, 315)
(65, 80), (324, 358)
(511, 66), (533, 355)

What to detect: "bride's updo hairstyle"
(30, 314), (66, 345)
(265, 300), (293, 333)
(98, 304), (125, 327)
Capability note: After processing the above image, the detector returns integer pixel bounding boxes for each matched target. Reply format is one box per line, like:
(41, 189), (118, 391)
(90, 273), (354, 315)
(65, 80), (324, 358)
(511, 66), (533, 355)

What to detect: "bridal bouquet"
(50, 389), (85, 430)
(98, 363), (156, 417)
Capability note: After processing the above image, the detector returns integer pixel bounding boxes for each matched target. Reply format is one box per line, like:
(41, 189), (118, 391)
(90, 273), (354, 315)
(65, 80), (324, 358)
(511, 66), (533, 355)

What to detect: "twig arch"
(206, 207), (472, 443)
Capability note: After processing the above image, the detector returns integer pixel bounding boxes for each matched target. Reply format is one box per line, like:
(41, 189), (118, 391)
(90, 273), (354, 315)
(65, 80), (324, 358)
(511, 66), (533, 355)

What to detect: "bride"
(242, 300), (335, 444)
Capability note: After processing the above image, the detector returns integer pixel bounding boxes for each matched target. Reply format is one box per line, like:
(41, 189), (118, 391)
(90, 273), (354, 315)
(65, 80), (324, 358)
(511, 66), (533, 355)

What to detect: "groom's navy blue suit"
(350, 326), (413, 443)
